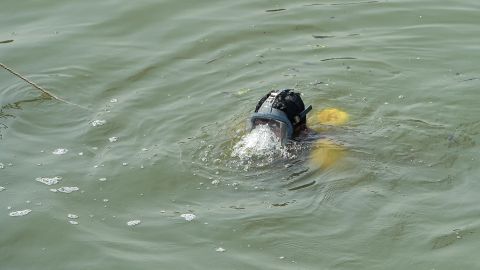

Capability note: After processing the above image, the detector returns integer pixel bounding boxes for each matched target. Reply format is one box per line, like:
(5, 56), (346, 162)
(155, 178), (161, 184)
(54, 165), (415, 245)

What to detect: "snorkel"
(249, 89), (312, 144)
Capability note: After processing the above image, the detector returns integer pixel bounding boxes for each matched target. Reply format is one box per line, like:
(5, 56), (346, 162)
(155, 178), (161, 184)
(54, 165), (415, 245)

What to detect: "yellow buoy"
(309, 139), (345, 169)
(315, 108), (349, 126)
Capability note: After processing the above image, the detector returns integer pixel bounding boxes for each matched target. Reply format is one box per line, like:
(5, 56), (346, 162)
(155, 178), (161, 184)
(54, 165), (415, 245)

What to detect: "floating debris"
(211, 179), (220, 185)
(127, 220), (141, 226)
(180, 213), (196, 221)
(91, 120), (106, 127)
(35, 176), (62, 186)
(108, 136), (118, 142)
(67, 214), (79, 219)
(9, 209), (32, 217)
(110, 98), (118, 103)
(98, 177), (107, 182)
(68, 220), (79, 225)
(122, 162), (128, 166)
(0, 186), (5, 192)
(52, 148), (68, 155)
(215, 247), (226, 252)
(0, 162), (4, 169)
(78, 152), (84, 156)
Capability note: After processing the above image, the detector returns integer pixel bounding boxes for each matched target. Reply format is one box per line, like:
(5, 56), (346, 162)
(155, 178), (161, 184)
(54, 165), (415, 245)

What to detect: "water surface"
(1, 0), (480, 269)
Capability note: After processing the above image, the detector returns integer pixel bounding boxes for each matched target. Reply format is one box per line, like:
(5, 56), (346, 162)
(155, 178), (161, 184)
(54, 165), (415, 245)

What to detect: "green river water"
(1, 0), (480, 269)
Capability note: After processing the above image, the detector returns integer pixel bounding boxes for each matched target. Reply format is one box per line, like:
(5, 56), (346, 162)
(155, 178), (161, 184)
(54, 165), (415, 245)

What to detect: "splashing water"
(231, 125), (291, 167)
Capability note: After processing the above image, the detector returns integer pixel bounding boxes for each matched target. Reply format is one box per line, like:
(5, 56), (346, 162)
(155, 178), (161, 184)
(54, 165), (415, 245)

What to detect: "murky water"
(2, 0), (480, 269)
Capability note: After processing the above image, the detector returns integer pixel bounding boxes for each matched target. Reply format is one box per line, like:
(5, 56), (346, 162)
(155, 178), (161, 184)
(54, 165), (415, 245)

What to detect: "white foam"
(35, 176), (62, 186)
(91, 120), (106, 127)
(69, 220), (79, 225)
(52, 148), (68, 155)
(127, 220), (141, 226)
(0, 163), (4, 169)
(98, 177), (107, 182)
(67, 214), (79, 219)
(0, 186), (5, 192)
(108, 136), (118, 142)
(9, 209), (32, 217)
(216, 247), (226, 252)
(231, 125), (290, 166)
(180, 213), (196, 221)
(110, 98), (118, 103)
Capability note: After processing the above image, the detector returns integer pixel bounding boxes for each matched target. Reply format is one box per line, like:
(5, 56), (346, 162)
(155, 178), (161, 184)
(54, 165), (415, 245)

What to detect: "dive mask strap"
(293, 105), (312, 124)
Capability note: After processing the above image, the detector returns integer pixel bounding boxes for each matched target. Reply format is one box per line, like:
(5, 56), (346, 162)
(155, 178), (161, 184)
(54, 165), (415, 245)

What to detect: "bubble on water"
(215, 247), (226, 252)
(180, 213), (196, 221)
(127, 220), (141, 226)
(0, 186), (5, 192)
(67, 214), (78, 219)
(231, 125), (290, 167)
(9, 209), (32, 217)
(68, 220), (79, 225)
(52, 148), (68, 155)
(56, 187), (80, 194)
(91, 120), (106, 127)
(108, 137), (118, 142)
(35, 176), (62, 186)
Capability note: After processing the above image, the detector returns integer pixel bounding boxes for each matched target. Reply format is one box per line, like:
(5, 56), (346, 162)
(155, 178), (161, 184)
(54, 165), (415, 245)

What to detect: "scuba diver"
(234, 88), (348, 169)
(248, 89), (314, 144)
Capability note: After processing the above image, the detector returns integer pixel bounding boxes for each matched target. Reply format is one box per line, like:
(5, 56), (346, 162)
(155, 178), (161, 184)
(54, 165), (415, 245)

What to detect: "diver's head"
(248, 89), (312, 144)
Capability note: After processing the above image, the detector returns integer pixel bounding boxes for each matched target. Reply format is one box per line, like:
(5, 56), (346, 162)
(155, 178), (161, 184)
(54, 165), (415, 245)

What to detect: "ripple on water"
(9, 209), (32, 217)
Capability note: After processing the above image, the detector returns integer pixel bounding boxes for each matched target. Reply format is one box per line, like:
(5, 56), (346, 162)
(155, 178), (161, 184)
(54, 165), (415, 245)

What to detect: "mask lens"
(250, 118), (287, 143)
